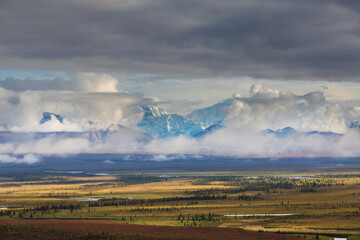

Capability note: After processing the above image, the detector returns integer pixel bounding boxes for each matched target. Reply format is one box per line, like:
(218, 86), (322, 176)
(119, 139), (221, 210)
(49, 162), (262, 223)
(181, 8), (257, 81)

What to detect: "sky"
(0, 0), (359, 161)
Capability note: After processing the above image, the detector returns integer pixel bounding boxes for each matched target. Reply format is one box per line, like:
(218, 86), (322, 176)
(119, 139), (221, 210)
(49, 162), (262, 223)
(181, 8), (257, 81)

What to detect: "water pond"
(70, 197), (136, 201)
(224, 213), (296, 217)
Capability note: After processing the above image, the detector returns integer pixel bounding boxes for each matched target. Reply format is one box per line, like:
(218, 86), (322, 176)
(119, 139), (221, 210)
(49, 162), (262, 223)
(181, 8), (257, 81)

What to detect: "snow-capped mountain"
(138, 98), (356, 138)
(137, 106), (203, 138)
(263, 127), (342, 138)
(350, 121), (360, 129)
(137, 99), (232, 138)
(0, 112), (152, 144)
(87, 124), (152, 143)
(192, 124), (223, 138)
(40, 112), (64, 124)
(262, 127), (297, 137)
(141, 106), (168, 118)
(0, 103), (356, 144)
(187, 99), (232, 129)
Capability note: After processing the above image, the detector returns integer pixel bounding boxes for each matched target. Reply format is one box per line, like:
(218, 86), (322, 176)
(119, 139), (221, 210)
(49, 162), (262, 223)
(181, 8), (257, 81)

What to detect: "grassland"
(0, 167), (360, 239)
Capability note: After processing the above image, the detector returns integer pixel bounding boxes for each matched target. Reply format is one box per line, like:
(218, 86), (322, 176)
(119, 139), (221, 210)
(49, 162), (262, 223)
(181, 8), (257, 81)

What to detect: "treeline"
(176, 212), (220, 227)
(292, 202), (360, 210)
(87, 195), (230, 208)
(40, 192), (81, 198)
(317, 174), (360, 178)
(129, 207), (178, 213)
(186, 187), (252, 195)
(0, 203), (83, 217)
(225, 178), (330, 189)
(191, 176), (349, 194)
(185, 188), (263, 200)
(191, 176), (243, 185)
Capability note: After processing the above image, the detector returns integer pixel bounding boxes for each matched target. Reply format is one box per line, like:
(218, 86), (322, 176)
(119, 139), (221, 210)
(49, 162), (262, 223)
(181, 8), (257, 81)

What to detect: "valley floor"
(1, 165), (360, 239)
(0, 219), (306, 240)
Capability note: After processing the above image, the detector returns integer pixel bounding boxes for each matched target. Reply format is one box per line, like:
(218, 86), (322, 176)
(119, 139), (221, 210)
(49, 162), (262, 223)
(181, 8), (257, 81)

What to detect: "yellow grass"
(1, 172), (360, 238)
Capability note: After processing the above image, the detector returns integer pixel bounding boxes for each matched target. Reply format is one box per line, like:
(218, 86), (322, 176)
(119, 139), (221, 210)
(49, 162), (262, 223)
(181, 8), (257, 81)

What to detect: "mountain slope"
(262, 127), (343, 138)
(187, 99), (232, 129)
(137, 99), (232, 138)
(0, 112), (152, 144)
(137, 106), (202, 138)
(40, 112), (64, 124)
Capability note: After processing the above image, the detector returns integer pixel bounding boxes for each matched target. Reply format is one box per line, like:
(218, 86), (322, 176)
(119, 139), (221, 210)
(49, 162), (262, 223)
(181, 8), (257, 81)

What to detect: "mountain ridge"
(137, 99), (232, 138)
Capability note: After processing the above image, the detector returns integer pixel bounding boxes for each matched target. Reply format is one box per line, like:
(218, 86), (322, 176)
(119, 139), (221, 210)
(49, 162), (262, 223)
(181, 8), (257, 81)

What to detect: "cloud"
(12, 137), (91, 155)
(0, 74), (155, 132)
(1, 0), (360, 81)
(1, 127), (359, 160)
(0, 80), (359, 161)
(150, 154), (187, 161)
(199, 127), (340, 157)
(225, 84), (358, 133)
(69, 73), (119, 92)
(144, 135), (200, 154)
(0, 153), (41, 164)
(0, 73), (118, 92)
(335, 130), (360, 156)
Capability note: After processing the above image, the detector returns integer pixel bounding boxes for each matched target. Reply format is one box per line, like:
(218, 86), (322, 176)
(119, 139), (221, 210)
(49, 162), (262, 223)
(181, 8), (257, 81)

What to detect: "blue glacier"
(137, 99), (232, 138)
(137, 106), (203, 138)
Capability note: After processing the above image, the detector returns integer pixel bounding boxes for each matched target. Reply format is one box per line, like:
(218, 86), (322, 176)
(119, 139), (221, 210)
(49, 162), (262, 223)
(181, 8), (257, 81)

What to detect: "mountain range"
(0, 98), (358, 144)
(138, 99), (356, 138)
(138, 99), (231, 138)
(0, 112), (151, 144)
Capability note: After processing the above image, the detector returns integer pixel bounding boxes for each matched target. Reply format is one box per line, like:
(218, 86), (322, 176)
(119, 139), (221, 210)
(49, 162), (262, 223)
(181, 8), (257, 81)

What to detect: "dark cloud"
(0, 73), (118, 92)
(1, 0), (360, 81)
(0, 77), (69, 91)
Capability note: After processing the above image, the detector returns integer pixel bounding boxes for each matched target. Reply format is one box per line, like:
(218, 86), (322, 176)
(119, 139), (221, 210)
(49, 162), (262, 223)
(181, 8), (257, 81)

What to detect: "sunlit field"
(1, 166), (360, 239)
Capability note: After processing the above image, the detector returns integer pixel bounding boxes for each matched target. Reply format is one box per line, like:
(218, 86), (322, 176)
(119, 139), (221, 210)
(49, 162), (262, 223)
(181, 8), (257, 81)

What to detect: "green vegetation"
(1, 169), (360, 239)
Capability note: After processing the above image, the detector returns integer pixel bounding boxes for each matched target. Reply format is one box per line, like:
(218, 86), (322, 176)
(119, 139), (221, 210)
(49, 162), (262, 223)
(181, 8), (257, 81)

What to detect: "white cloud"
(12, 137), (90, 155)
(0, 78), (359, 161)
(225, 84), (358, 133)
(144, 135), (200, 154)
(0, 153), (41, 164)
(142, 128), (360, 157)
(150, 154), (187, 161)
(0, 128), (359, 161)
(69, 73), (119, 92)
(335, 130), (360, 156)
(0, 74), (154, 132)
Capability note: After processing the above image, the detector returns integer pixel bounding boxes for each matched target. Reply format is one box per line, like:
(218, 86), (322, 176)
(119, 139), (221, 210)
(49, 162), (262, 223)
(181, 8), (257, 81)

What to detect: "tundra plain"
(0, 163), (360, 239)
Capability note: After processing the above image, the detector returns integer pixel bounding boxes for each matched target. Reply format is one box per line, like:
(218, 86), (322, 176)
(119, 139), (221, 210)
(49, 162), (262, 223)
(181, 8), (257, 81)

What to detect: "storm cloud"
(1, 0), (360, 81)
(0, 73), (119, 92)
